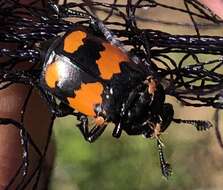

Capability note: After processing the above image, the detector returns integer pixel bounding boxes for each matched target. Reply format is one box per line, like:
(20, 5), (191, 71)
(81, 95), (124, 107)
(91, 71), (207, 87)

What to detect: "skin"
(0, 85), (55, 190)
(0, 0), (222, 189)
(200, 0), (223, 19)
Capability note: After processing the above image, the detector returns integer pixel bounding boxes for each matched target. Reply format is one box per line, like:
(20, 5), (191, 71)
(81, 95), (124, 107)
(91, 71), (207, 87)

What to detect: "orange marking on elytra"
(64, 31), (87, 53)
(96, 42), (129, 80)
(67, 82), (103, 116)
(44, 62), (59, 88)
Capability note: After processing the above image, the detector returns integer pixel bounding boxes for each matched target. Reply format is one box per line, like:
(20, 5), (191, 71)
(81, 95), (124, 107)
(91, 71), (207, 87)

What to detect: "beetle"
(0, 1), (219, 189)
(0, 0), (213, 180)
(38, 24), (212, 178)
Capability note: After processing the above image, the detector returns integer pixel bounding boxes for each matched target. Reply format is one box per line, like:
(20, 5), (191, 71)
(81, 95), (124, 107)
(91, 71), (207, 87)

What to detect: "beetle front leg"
(76, 114), (107, 143)
(115, 84), (148, 138)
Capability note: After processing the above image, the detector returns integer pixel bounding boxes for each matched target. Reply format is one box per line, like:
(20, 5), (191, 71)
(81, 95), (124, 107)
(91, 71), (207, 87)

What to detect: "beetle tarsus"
(112, 122), (122, 138)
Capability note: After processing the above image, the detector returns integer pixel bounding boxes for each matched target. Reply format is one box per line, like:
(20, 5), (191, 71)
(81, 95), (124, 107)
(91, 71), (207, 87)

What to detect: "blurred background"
(50, 1), (223, 189)
(50, 108), (223, 190)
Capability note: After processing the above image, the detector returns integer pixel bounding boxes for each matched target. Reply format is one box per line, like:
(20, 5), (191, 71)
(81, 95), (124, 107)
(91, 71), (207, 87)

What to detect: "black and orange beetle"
(0, 0), (214, 181)
(0, 1), (219, 187)
(13, 0), (210, 179)
(38, 23), (212, 178)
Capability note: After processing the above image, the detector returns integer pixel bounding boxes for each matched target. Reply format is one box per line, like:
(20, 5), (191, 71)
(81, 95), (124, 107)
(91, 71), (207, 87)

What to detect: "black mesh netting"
(1, 0), (223, 189)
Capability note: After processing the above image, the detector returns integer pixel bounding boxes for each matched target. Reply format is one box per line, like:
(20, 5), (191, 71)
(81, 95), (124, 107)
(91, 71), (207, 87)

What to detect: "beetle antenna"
(156, 136), (165, 147)
(173, 118), (213, 131)
(157, 140), (172, 178)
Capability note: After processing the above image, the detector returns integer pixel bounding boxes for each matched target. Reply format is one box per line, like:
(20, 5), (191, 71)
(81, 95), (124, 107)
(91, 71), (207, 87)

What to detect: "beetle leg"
(112, 122), (123, 138)
(76, 115), (107, 143)
(173, 118), (213, 131)
(157, 140), (172, 178)
(121, 84), (144, 116)
(119, 85), (148, 134)
(143, 76), (158, 100)
(56, 102), (75, 117)
(39, 88), (74, 117)
(88, 125), (107, 142)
